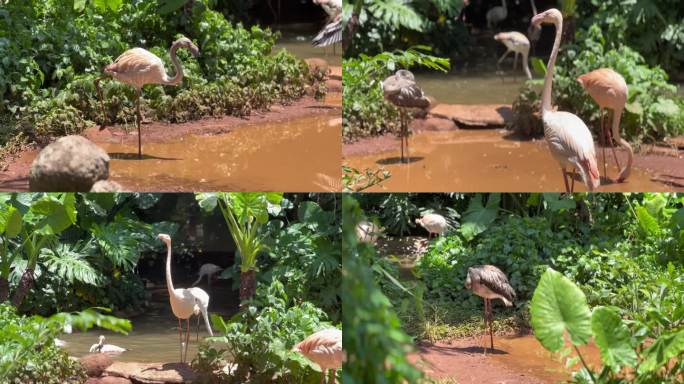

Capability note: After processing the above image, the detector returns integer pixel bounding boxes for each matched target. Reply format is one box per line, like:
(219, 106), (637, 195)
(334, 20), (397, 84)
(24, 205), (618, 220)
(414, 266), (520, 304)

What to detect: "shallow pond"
(274, 33), (342, 66)
(416, 71), (532, 105)
(344, 129), (683, 192)
(103, 110), (341, 192)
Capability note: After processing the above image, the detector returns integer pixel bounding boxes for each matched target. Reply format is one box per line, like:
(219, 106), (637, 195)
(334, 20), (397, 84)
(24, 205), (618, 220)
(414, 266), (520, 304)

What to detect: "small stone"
(90, 180), (123, 192)
(29, 135), (109, 191)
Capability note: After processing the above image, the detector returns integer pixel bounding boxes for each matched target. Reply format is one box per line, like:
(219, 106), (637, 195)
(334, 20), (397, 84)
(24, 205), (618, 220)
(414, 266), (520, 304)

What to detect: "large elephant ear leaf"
(591, 306), (637, 372)
(530, 268), (592, 352)
(638, 328), (684, 374)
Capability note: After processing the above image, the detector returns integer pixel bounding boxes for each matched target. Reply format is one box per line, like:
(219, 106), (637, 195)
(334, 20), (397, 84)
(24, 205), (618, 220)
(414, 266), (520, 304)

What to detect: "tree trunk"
(562, 16), (576, 44)
(239, 270), (256, 303)
(11, 268), (34, 307)
(0, 276), (8, 302)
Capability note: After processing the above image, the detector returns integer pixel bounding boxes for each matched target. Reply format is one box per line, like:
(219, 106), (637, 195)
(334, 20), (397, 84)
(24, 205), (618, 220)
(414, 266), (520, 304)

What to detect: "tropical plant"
(196, 192), (284, 302)
(196, 280), (332, 383)
(343, 47), (450, 142)
(530, 268), (684, 383)
(342, 165), (392, 192)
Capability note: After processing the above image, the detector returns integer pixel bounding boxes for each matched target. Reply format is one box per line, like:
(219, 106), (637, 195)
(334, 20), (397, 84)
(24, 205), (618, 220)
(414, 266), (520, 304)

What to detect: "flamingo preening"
(486, 0), (508, 29)
(312, 0), (343, 48)
(494, 32), (532, 79)
(355, 220), (382, 243)
(95, 37), (199, 159)
(158, 233), (213, 363)
(382, 70), (430, 163)
(88, 335), (128, 355)
(465, 265), (515, 354)
(531, 9), (600, 192)
(292, 328), (343, 384)
(577, 68), (632, 182)
(415, 213), (447, 239)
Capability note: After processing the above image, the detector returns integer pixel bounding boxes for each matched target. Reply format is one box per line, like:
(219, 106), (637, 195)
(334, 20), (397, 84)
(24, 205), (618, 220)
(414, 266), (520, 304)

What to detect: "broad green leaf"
(531, 58), (547, 76)
(51, 308), (131, 335)
(0, 205), (22, 238)
(530, 268), (592, 352)
(195, 192), (218, 211)
(158, 0), (188, 15)
(625, 101), (643, 116)
(635, 206), (661, 237)
(543, 193), (576, 211)
(30, 195), (76, 235)
(459, 193), (500, 241)
(638, 328), (684, 374)
(74, 0), (86, 11)
(591, 306), (637, 371)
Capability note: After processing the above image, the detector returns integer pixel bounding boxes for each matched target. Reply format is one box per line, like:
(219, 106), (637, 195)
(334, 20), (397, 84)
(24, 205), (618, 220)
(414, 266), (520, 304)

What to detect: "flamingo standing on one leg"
(382, 70), (431, 163)
(486, 0), (508, 30)
(292, 328), (343, 384)
(531, 9), (600, 192)
(312, 0), (343, 48)
(465, 265), (515, 354)
(95, 37), (199, 159)
(577, 68), (632, 182)
(494, 32), (532, 79)
(415, 213), (448, 239)
(158, 233), (213, 363)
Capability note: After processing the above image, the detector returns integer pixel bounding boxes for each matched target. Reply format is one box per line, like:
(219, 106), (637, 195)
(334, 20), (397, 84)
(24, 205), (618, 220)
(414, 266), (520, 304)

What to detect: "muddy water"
(344, 129), (682, 192)
(274, 35), (342, 66)
(490, 335), (601, 382)
(416, 72), (535, 105)
(103, 112), (341, 192)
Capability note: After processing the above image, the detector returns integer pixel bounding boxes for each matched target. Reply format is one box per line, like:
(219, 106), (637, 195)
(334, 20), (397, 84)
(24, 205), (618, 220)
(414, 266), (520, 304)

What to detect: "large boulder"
(86, 377), (133, 384)
(80, 353), (114, 377)
(105, 362), (197, 384)
(29, 135), (109, 191)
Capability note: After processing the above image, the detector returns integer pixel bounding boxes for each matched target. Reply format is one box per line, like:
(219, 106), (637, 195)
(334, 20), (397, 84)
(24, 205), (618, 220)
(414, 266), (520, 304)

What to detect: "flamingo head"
(493, 32), (503, 41)
(531, 8), (562, 28)
(98, 335), (105, 344)
(395, 69), (415, 81)
(158, 233), (171, 244)
(174, 37), (200, 57)
(415, 217), (423, 225)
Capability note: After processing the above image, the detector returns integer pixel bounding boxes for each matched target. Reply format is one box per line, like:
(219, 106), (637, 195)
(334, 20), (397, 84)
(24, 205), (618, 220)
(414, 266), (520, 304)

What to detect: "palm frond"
(367, 0), (425, 31)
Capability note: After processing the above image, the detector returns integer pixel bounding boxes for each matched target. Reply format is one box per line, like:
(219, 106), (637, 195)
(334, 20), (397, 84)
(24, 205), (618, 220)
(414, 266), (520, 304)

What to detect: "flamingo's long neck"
(541, 16), (562, 113)
(165, 240), (175, 294)
(162, 43), (184, 86)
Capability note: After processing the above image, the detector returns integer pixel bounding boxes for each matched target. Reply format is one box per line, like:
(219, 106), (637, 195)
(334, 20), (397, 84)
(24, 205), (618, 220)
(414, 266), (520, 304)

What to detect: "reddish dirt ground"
(0, 90), (340, 191)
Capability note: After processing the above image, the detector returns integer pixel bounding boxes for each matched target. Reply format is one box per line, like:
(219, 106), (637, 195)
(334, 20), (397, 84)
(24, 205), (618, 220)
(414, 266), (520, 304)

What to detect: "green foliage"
(591, 306), (637, 372)
(0, 303), (130, 383)
(342, 195), (423, 384)
(513, 25), (684, 143)
(530, 268), (592, 352)
(197, 280), (331, 383)
(342, 165), (392, 192)
(343, 47), (449, 142)
(458, 193), (500, 241)
(0, 1), (315, 154)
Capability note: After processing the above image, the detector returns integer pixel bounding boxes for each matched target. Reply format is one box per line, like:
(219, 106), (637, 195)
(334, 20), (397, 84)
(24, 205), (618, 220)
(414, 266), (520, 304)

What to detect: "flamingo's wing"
(187, 287), (213, 336)
(544, 111), (600, 182)
(577, 69), (627, 106)
(507, 32), (531, 48)
(105, 48), (164, 87)
(313, 16), (343, 47)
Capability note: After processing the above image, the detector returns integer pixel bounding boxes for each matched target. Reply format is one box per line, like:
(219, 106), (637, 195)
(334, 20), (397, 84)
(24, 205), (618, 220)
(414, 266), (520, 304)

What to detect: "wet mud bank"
(343, 104), (684, 192)
(409, 335), (601, 384)
(1, 92), (341, 192)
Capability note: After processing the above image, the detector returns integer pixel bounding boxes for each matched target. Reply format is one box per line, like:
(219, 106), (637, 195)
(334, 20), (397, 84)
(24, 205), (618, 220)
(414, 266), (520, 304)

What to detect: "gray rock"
(29, 135), (109, 191)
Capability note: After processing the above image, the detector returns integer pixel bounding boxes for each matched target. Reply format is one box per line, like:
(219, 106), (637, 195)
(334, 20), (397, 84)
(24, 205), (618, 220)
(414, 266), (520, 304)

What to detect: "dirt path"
(0, 92), (341, 192)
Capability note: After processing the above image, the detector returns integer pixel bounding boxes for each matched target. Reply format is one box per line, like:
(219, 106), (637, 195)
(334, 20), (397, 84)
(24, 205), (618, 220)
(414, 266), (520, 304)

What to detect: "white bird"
(486, 0), (508, 29)
(159, 233), (213, 363)
(88, 335), (128, 355)
(415, 214), (448, 239)
(292, 328), (343, 384)
(312, 0), (343, 47)
(531, 9), (600, 192)
(192, 263), (223, 287)
(95, 37), (199, 159)
(465, 265), (516, 354)
(355, 220), (382, 243)
(494, 31), (532, 79)
(54, 338), (67, 348)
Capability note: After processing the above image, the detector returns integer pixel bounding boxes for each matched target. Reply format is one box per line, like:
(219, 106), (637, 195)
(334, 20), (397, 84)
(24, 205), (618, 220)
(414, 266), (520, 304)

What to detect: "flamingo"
(531, 9), (600, 192)
(465, 265), (515, 354)
(312, 0), (343, 48)
(355, 220), (382, 243)
(577, 68), (632, 182)
(382, 70), (430, 163)
(158, 233), (213, 363)
(95, 37), (199, 159)
(415, 213), (447, 239)
(88, 335), (128, 355)
(292, 328), (343, 384)
(494, 32), (532, 79)
(191, 263), (223, 287)
(486, 0), (508, 29)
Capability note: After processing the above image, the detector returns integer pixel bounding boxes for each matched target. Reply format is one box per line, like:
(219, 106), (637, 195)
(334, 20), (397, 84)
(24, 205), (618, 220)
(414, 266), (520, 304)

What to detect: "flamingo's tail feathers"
(313, 19), (343, 47)
(581, 157), (600, 190)
(94, 77), (106, 130)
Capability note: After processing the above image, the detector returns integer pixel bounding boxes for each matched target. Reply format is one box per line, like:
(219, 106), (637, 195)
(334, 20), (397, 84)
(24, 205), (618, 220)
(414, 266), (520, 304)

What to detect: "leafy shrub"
(511, 25), (684, 143)
(343, 47), (449, 142)
(196, 280), (332, 383)
(0, 303), (131, 383)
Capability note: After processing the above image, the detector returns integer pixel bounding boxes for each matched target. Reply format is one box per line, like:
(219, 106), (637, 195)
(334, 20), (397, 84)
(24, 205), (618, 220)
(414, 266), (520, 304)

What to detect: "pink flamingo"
(531, 9), (600, 192)
(494, 31), (532, 79)
(95, 37), (199, 159)
(293, 328), (343, 384)
(577, 68), (632, 182)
